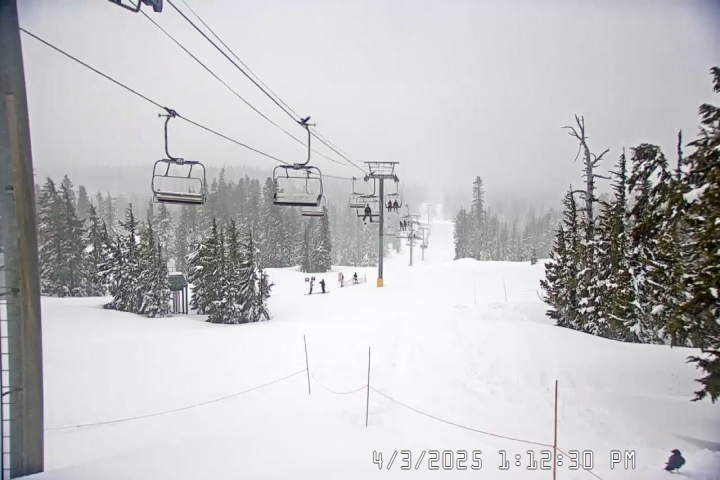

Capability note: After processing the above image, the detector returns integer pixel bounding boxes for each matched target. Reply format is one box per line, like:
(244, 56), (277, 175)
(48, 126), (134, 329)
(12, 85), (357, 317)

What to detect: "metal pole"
(409, 232), (414, 267)
(377, 179), (384, 287)
(365, 346), (371, 427)
(304, 335), (311, 395)
(0, 1), (44, 475)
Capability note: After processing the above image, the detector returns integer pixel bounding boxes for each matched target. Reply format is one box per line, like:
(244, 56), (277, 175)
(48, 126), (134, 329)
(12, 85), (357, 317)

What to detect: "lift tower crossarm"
(363, 162), (399, 287)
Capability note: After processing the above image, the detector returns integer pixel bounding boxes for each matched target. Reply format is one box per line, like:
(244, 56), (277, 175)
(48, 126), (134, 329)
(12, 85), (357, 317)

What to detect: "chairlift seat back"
(274, 192), (321, 207)
(301, 205), (327, 217)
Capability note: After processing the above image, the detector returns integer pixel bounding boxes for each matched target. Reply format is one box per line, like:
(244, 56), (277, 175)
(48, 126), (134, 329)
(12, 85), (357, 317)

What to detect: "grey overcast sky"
(18, 0), (720, 206)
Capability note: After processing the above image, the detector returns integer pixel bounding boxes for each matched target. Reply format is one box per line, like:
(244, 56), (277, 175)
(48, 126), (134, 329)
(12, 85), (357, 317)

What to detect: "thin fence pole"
(503, 279), (507, 303)
(553, 380), (558, 480)
(304, 335), (311, 395)
(365, 346), (371, 427)
(474, 282), (476, 305)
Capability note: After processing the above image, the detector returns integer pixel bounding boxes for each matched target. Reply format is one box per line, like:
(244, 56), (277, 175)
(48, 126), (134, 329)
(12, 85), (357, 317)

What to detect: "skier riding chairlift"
(387, 200), (393, 211)
(363, 204), (373, 224)
(393, 199), (399, 210)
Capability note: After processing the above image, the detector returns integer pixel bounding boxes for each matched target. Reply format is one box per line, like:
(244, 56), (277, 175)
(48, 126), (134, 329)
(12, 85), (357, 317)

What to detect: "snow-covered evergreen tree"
(155, 202), (174, 263)
(238, 228), (272, 323)
(187, 218), (221, 315)
(104, 205), (141, 312)
(59, 178), (87, 296)
(38, 177), (63, 295)
(84, 203), (110, 296)
(138, 222), (171, 317)
(314, 213), (332, 272)
(681, 66), (720, 402)
(77, 185), (90, 221)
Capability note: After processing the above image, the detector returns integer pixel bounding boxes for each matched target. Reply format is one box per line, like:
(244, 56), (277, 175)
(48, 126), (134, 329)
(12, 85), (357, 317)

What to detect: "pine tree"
(470, 176), (487, 260)
(59, 178), (87, 296)
(104, 205), (141, 312)
(453, 208), (472, 260)
(627, 144), (674, 344)
(238, 228), (272, 323)
(681, 66), (720, 402)
(530, 246), (537, 265)
(540, 224), (567, 326)
(103, 192), (118, 238)
(560, 188), (581, 329)
(314, 213), (332, 272)
(84, 204), (110, 296)
(77, 185), (91, 221)
(187, 218), (221, 315)
(38, 177), (63, 295)
(155, 202), (174, 263)
(137, 222), (171, 317)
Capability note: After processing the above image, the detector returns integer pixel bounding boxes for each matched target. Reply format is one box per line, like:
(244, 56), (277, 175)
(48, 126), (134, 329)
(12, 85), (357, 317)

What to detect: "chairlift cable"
(177, 0), (301, 120)
(165, 0), (370, 176)
(18, 28), (356, 182)
(140, 9), (347, 167)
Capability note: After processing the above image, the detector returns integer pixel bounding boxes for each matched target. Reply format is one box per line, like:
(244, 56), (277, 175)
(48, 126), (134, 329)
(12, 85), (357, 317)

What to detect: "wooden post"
(304, 335), (311, 395)
(553, 380), (558, 480)
(365, 346), (371, 427)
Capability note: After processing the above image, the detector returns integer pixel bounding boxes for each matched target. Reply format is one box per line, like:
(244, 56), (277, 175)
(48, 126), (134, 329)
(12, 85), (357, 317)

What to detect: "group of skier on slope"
(308, 272), (360, 294)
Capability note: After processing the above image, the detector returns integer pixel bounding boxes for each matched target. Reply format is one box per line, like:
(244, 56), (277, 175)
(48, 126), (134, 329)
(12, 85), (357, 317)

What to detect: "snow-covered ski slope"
(34, 220), (719, 480)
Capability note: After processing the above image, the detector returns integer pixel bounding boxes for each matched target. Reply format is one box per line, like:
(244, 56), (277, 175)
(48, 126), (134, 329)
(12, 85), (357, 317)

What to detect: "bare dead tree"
(562, 115), (610, 230)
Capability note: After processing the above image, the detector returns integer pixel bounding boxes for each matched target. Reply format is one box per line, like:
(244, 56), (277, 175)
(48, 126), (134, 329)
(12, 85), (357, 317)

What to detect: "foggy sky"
(18, 0), (720, 210)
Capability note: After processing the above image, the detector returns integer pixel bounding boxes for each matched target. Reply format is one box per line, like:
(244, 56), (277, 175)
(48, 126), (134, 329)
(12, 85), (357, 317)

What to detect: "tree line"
(34, 169), (383, 321)
(540, 67), (720, 403)
(453, 176), (559, 263)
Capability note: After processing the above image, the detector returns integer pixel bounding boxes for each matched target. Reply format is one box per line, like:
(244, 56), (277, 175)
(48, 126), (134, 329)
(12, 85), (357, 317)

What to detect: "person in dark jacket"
(665, 450), (685, 472)
(353, 272), (358, 284)
(393, 199), (399, 210)
(320, 279), (326, 293)
(363, 204), (373, 223)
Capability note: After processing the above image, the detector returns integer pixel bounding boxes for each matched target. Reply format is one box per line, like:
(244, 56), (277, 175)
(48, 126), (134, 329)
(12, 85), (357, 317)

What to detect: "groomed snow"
(29, 221), (720, 480)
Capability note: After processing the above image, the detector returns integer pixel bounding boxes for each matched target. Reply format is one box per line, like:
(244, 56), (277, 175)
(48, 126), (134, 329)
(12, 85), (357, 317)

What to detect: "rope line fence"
(45, 369), (306, 431)
(309, 372), (367, 395)
(44, 336), (606, 480)
(369, 386), (553, 449)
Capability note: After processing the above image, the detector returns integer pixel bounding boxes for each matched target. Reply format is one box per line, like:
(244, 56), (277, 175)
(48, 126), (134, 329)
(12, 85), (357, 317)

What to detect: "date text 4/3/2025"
(372, 449), (637, 471)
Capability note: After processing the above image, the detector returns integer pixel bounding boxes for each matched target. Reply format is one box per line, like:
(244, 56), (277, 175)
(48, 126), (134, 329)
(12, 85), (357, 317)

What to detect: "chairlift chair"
(151, 111), (207, 206)
(355, 196), (380, 218)
(301, 196), (328, 217)
(273, 165), (323, 207)
(349, 177), (376, 209)
(385, 180), (403, 210)
(273, 116), (324, 208)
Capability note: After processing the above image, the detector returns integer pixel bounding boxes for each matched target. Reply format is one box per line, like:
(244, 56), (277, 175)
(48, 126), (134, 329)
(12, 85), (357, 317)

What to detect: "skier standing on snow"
(309, 278), (315, 295)
(353, 272), (358, 284)
(320, 278), (326, 294)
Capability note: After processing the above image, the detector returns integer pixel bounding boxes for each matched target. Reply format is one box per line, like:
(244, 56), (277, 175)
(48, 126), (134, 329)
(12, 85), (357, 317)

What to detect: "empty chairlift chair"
(151, 110), (207, 206)
(273, 165), (323, 207)
(301, 195), (328, 217)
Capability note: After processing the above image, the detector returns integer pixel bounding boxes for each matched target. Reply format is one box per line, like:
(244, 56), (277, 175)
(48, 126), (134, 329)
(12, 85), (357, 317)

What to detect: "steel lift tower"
(363, 162), (399, 287)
